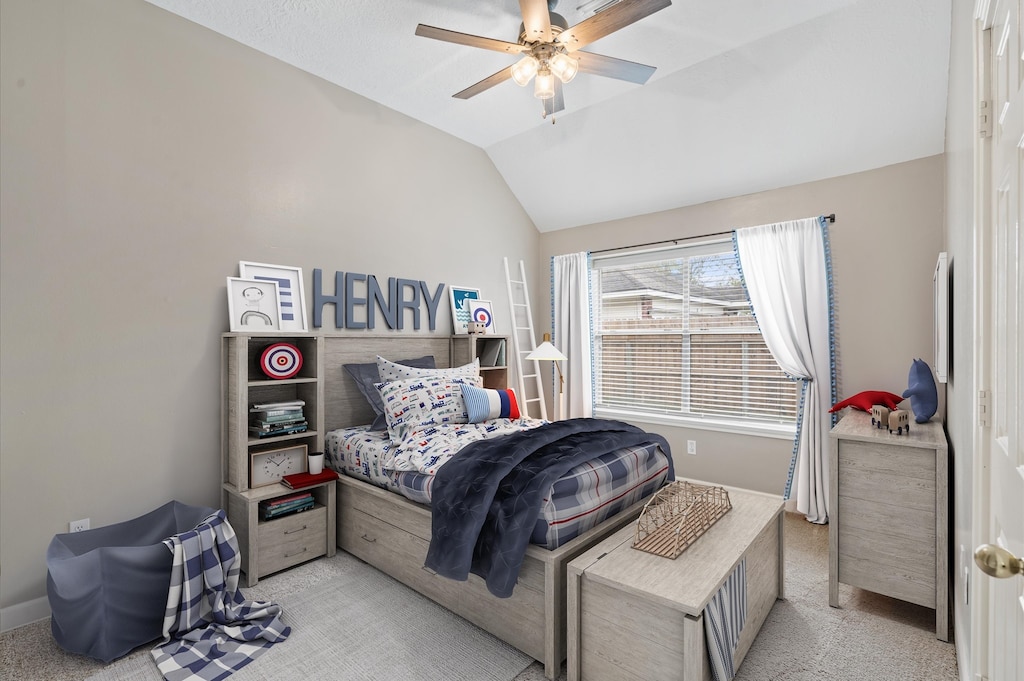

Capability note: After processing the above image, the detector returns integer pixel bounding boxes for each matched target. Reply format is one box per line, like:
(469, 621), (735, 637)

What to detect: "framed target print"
(239, 262), (308, 332)
(469, 299), (495, 334)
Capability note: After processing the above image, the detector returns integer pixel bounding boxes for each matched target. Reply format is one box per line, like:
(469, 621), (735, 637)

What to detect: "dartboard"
(471, 306), (492, 329)
(260, 343), (303, 379)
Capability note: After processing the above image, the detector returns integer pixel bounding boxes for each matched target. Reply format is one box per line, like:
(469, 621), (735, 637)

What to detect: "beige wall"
(541, 156), (946, 495)
(0, 0), (540, 617)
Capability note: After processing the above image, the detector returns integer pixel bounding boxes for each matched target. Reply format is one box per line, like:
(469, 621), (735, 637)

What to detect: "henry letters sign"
(312, 269), (446, 331)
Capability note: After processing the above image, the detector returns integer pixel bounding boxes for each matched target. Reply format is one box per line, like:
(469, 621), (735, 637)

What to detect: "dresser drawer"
(257, 505), (327, 576)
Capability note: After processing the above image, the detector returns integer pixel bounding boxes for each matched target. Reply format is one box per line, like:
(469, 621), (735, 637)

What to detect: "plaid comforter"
(151, 510), (290, 681)
(425, 418), (673, 598)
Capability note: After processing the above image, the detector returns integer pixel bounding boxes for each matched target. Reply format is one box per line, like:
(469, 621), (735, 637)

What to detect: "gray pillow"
(344, 355), (436, 430)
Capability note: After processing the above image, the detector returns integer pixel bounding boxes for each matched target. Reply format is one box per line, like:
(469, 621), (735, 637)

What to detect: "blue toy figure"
(902, 358), (938, 423)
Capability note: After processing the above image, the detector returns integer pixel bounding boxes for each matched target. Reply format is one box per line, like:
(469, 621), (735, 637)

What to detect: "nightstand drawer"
(257, 505), (326, 576)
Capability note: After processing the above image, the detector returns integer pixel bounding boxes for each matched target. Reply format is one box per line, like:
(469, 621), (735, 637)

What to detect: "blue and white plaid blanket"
(151, 510), (290, 681)
(705, 558), (747, 681)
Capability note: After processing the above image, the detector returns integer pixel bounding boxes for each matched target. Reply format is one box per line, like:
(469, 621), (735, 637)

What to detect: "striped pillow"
(461, 383), (520, 423)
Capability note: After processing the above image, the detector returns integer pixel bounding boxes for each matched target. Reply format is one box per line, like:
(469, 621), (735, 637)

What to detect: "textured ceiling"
(143, 0), (952, 232)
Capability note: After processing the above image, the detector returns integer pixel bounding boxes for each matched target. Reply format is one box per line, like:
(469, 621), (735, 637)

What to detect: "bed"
(321, 335), (674, 679)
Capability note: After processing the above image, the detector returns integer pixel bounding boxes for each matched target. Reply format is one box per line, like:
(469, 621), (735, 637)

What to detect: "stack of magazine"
(259, 491), (315, 520)
(249, 400), (307, 438)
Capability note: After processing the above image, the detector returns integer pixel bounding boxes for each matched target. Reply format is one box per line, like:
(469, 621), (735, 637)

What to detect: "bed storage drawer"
(340, 502), (547, 660)
(257, 505), (327, 577)
(335, 473), (651, 680)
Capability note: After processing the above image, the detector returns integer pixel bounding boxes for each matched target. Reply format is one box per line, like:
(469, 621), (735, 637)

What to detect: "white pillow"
(376, 355), (480, 382)
(375, 375), (482, 443)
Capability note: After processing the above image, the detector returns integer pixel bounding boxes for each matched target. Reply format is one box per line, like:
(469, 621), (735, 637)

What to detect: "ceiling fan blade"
(415, 24), (526, 54)
(556, 0), (672, 52)
(575, 50), (657, 84)
(453, 65), (515, 99)
(519, 0), (552, 43)
(543, 79), (565, 116)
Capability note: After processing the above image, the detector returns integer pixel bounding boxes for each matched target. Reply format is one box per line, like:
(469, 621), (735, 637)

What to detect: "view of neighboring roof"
(599, 260), (747, 304)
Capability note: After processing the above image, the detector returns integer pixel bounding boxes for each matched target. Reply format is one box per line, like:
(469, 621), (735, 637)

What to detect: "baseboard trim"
(0, 596), (50, 633)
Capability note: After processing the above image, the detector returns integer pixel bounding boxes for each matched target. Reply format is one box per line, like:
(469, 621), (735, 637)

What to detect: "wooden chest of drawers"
(223, 479), (336, 586)
(828, 410), (949, 641)
(257, 504), (327, 577)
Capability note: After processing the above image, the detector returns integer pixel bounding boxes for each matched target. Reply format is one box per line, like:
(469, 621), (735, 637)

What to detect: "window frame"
(591, 238), (799, 439)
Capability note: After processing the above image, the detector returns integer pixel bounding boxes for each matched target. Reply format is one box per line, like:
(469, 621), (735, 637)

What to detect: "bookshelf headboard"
(322, 335), (455, 431)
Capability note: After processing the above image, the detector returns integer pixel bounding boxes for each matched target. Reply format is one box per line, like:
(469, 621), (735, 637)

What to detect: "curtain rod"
(590, 213), (836, 256)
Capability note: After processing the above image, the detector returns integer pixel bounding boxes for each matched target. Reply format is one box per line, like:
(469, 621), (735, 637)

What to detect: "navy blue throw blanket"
(424, 418), (674, 598)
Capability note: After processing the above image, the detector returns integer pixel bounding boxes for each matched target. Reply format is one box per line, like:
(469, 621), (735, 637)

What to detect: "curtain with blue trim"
(734, 217), (835, 524)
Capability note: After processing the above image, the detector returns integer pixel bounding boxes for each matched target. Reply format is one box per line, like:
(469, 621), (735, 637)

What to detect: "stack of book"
(249, 400), (307, 438)
(281, 469), (339, 490)
(259, 491), (315, 520)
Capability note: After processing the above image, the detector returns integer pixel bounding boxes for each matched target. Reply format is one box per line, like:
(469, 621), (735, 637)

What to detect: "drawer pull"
(284, 547), (308, 559)
(361, 534), (377, 543)
(284, 525), (308, 535)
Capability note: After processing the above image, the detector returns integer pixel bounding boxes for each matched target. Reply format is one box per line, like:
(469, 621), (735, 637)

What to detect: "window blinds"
(593, 242), (798, 423)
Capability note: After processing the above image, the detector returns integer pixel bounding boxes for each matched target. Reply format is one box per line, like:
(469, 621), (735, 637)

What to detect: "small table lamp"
(526, 333), (567, 420)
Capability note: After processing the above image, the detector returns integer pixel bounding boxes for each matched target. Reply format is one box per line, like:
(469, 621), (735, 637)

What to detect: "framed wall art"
(469, 298), (495, 334)
(449, 285), (481, 334)
(239, 261), (308, 332)
(227, 277), (281, 332)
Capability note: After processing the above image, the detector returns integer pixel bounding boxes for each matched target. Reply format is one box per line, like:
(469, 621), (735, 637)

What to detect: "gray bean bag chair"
(46, 500), (216, 662)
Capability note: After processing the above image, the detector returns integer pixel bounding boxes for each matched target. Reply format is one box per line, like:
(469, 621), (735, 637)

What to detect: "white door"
(973, 2), (1024, 680)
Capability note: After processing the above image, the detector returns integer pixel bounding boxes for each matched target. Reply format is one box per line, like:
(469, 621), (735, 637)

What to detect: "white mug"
(307, 452), (324, 476)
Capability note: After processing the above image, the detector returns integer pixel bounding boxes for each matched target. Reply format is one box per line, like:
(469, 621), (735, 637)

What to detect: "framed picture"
(469, 298), (496, 334)
(227, 277), (281, 332)
(449, 286), (481, 334)
(239, 262), (308, 332)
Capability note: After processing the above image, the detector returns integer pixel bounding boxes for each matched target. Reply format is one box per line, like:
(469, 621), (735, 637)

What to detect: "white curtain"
(734, 217), (835, 524)
(552, 252), (593, 420)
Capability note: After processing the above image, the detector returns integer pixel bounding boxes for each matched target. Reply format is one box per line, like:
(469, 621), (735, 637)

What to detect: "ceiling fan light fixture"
(534, 70), (555, 99)
(511, 55), (539, 87)
(549, 52), (579, 83)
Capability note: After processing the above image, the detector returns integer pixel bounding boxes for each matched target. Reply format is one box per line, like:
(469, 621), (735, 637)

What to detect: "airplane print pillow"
(375, 375), (482, 444)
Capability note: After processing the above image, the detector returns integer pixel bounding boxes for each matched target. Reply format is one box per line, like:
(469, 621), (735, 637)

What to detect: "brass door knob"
(974, 544), (1024, 579)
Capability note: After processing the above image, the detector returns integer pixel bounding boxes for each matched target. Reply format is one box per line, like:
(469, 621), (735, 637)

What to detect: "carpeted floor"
(1, 512), (958, 681)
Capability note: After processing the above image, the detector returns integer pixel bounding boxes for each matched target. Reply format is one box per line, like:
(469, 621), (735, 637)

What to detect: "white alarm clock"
(249, 445), (307, 488)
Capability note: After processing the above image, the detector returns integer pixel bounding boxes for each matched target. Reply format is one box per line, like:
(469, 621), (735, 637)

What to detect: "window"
(592, 240), (798, 429)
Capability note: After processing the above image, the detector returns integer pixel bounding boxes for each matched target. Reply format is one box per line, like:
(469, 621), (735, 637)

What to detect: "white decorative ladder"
(503, 257), (548, 420)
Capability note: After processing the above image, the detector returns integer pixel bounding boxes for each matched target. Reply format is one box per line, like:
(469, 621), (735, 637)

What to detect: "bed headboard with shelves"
(322, 335), (455, 430)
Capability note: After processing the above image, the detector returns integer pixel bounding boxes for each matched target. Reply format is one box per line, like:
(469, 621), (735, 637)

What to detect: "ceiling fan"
(415, 0), (672, 118)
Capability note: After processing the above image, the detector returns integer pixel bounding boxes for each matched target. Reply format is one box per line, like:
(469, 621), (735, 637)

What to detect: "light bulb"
(511, 55), (539, 87)
(534, 70), (555, 99)
(549, 52), (578, 83)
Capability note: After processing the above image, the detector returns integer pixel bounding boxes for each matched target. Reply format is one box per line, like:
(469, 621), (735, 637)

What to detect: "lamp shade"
(533, 70), (555, 100)
(549, 52), (578, 83)
(526, 334), (566, 362)
(511, 55), (539, 86)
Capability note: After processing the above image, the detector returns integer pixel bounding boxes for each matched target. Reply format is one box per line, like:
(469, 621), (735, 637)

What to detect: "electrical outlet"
(70, 518), (90, 533)
(687, 440), (697, 455)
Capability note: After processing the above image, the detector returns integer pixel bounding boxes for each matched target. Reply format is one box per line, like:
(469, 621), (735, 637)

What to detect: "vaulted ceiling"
(143, 0), (952, 232)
